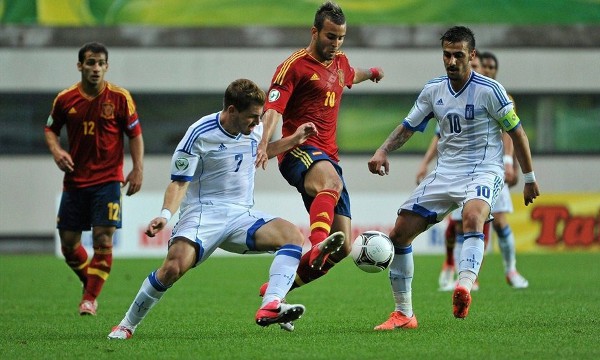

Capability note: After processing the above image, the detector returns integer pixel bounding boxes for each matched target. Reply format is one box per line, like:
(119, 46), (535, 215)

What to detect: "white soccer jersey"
(405, 71), (518, 176)
(170, 112), (261, 211)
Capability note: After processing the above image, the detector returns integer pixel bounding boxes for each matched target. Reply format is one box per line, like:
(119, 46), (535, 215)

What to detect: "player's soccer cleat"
(506, 271), (529, 289)
(107, 325), (133, 340)
(438, 264), (456, 291)
(255, 300), (305, 328)
(79, 299), (97, 316)
(374, 311), (418, 330)
(309, 231), (345, 270)
(452, 286), (472, 319)
(257, 285), (296, 332)
(260, 285), (295, 331)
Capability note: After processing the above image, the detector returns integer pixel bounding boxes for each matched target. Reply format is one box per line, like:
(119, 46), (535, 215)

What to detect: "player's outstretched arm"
(368, 124), (414, 176)
(256, 109), (283, 170)
(508, 126), (540, 205)
(146, 180), (189, 237)
(124, 134), (144, 196)
(353, 67), (384, 84)
(266, 122), (317, 159)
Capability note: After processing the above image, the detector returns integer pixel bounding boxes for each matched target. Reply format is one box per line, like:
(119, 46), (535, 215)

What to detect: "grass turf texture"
(1, 252), (599, 359)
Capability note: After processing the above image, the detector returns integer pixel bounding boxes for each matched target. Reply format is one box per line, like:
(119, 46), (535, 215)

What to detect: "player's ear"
(77, 62), (83, 72)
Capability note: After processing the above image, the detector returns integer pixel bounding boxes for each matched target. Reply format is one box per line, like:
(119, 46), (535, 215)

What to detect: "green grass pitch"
(1, 252), (599, 359)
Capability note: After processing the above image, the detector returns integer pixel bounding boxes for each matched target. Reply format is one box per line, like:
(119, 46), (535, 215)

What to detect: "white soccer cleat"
(438, 264), (456, 291)
(506, 271), (529, 289)
(107, 325), (134, 340)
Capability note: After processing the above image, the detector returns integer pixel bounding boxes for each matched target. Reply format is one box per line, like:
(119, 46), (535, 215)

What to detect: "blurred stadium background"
(1, 0), (599, 253)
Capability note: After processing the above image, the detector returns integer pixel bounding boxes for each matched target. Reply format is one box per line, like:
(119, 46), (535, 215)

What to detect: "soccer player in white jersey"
(108, 79), (318, 339)
(368, 26), (539, 329)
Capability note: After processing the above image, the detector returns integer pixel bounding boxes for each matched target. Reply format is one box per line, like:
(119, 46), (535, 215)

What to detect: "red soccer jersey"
(45, 81), (142, 190)
(264, 49), (355, 163)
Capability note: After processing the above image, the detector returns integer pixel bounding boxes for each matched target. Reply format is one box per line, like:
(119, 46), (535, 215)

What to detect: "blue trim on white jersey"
(215, 113), (238, 140)
(507, 122), (521, 132)
(181, 115), (219, 153)
(171, 174), (193, 182)
(246, 218), (267, 250)
(446, 71), (475, 97)
(471, 73), (511, 108)
(402, 112), (433, 132)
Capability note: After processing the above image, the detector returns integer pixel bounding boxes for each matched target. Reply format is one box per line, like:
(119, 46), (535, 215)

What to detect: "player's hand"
(368, 149), (389, 176)
(504, 163), (517, 186)
(293, 122), (318, 145)
(371, 67), (384, 83)
(53, 149), (74, 173)
(255, 142), (269, 170)
(145, 217), (167, 237)
(523, 182), (540, 206)
(123, 168), (143, 196)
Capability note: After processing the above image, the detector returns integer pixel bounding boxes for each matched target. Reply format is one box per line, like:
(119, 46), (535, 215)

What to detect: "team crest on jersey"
(251, 140), (257, 156)
(268, 89), (280, 102)
(337, 70), (344, 87)
(101, 102), (115, 119)
(175, 157), (189, 171)
(465, 104), (474, 120)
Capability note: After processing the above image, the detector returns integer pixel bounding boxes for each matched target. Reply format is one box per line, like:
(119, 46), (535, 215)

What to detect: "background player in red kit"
(44, 42), (144, 316)
(256, 1), (384, 293)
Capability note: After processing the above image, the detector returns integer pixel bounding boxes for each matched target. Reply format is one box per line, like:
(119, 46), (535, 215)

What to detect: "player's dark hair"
(224, 79), (266, 112)
(78, 42), (108, 63)
(480, 51), (498, 70)
(440, 26), (476, 52)
(314, 1), (345, 31)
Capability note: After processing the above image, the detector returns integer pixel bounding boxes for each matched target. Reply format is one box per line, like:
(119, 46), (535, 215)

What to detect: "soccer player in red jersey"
(256, 1), (384, 293)
(44, 42), (144, 316)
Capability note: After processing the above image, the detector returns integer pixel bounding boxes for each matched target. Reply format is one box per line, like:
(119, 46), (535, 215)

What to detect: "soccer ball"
(350, 231), (394, 273)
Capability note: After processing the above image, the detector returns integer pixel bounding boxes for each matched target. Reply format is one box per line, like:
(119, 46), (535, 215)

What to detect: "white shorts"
(491, 184), (513, 214)
(170, 203), (276, 265)
(400, 171), (503, 224)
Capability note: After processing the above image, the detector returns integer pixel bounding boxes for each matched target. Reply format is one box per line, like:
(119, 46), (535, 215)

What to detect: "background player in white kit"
(368, 26), (539, 329)
(108, 79), (318, 339)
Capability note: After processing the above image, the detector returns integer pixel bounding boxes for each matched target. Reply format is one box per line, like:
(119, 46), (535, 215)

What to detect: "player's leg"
(292, 213), (349, 289)
(453, 173), (501, 318)
(108, 237), (197, 339)
(303, 160), (344, 267)
(57, 190), (90, 291)
(253, 218), (305, 327)
(81, 182), (121, 315)
(374, 210), (428, 330)
(493, 212), (529, 288)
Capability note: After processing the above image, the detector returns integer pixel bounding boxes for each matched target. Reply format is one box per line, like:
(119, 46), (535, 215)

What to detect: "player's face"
(78, 51), (108, 88)
(442, 41), (473, 82)
(313, 18), (346, 62)
(232, 104), (263, 136)
(481, 58), (497, 79)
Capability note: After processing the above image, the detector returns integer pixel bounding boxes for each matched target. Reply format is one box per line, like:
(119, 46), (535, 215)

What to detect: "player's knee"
(159, 262), (185, 285)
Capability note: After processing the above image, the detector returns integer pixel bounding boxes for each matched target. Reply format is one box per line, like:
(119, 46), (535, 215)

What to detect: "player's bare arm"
(368, 124), (414, 176)
(146, 180), (189, 237)
(266, 122), (318, 159)
(502, 132), (517, 186)
(353, 67), (384, 84)
(123, 134), (144, 196)
(44, 129), (74, 173)
(508, 126), (540, 206)
(256, 108), (283, 169)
